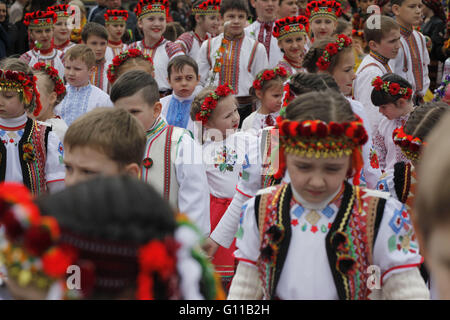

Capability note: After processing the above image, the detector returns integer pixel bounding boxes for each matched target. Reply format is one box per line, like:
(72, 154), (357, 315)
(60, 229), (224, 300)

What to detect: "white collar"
(0, 113), (27, 128)
(291, 184), (342, 211)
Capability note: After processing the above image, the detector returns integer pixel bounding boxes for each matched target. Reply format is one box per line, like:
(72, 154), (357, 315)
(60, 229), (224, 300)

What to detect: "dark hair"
(167, 55), (199, 79)
(189, 0), (204, 29)
(219, 0), (249, 17)
(110, 70), (160, 106)
(81, 22), (109, 43)
(370, 73), (413, 106)
(390, 0), (407, 7)
(364, 15), (399, 44)
(163, 21), (185, 42)
(303, 37), (353, 73)
(289, 73), (340, 95)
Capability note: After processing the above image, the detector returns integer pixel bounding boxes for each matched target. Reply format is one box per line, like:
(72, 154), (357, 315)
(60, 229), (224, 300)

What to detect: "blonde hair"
(65, 44), (96, 69)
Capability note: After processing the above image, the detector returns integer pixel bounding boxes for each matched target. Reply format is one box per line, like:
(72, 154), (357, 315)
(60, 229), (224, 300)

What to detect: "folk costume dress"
(141, 116), (210, 235)
(241, 111), (279, 135)
(40, 117), (68, 142)
(104, 9), (129, 61)
(105, 42), (127, 61)
(276, 57), (306, 77)
(245, 20), (283, 69)
(90, 58), (112, 93)
(0, 113), (66, 196)
(49, 4), (77, 55)
(53, 40), (76, 54)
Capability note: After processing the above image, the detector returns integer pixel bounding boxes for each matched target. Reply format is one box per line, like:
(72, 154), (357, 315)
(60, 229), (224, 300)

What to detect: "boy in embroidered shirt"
(55, 44), (113, 126)
(49, 4), (77, 53)
(245, 0), (283, 68)
(81, 22), (111, 93)
(354, 16), (401, 134)
(104, 9), (128, 59)
(111, 70), (210, 235)
(160, 55), (202, 134)
(391, 0), (430, 104)
(198, 0), (268, 126)
(19, 10), (65, 78)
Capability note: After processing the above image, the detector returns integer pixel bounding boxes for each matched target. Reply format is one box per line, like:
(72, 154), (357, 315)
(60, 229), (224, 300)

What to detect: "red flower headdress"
(192, 0), (221, 15)
(273, 116), (368, 185)
(316, 34), (352, 71)
(253, 66), (288, 90)
(371, 76), (413, 100)
(195, 84), (234, 125)
(33, 62), (66, 101)
(278, 81), (295, 118)
(24, 10), (58, 29)
(273, 15), (309, 40)
(107, 49), (154, 84)
(47, 4), (75, 19)
(305, 0), (342, 21)
(392, 126), (426, 161)
(134, 0), (169, 20)
(0, 69), (43, 116)
(104, 9), (129, 24)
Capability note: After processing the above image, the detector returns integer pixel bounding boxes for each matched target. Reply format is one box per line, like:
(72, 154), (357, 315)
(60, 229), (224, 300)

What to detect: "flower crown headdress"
(272, 15), (309, 40)
(107, 49), (154, 84)
(253, 66), (288, 90)
(433, 74), (450, 102)
(47, 4), (75, 19)
(371, 76), (413, 100)
(104, 9), (129, 24)
(192, 0), (221, 15)
(134, 0), (169, 20)
(316, 34), (352, 71)
(33, 62), (66, 101)
(24, 10), (58, 29)
(195, 84), (234, 125)
(279, 82), (295, 118)
(392, 126), (426, 161)
(0, 69), (42, 116)
(306, 0), (342, 22)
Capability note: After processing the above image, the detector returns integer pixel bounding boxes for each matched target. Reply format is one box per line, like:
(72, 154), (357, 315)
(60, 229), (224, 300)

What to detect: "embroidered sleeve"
(45, 130), (66, 184)
(176, 32), (194, 53)
(19, 52), (31, 64)
(373, 128), (387, 171)
(234, 197), (261, 265)
(372, 197), (424, 285)
(165, 41), (185, 59)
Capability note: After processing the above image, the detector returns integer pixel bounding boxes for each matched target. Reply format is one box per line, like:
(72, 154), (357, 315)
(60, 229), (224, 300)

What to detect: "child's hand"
(202, 237), (220, 259)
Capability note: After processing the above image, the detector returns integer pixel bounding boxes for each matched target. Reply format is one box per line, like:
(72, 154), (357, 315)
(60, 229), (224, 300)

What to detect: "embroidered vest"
(0, 119), (50, 195)
(254, 182), (386, 300)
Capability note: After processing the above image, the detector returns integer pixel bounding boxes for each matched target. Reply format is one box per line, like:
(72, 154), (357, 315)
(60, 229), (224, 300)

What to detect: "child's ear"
(391, 4), (401, 16)
(49, 91), (58, 107)
(153, 101), (162, 118)
(255, 89), (264, 101)
(124, 163), (141, 178)
(250, 0), (257, 9)
(368, 39), (377, 51)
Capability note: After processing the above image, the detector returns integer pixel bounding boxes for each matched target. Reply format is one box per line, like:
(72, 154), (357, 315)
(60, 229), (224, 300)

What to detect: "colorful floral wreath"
(433, 74), (450, 102)
(272, 15), (309, 40)
(392, 126), (426, 161)
(0, 69), (42, 116)
(104, 9), (129, 24)
(24, 10), (57, 29)
(253, 67), (288, 90)
(371, 76), (413, 100)
(195, 84), (234, 125)
(316, 34), (352, 71)
(279, 82), (295, 118)
(107, 49), (154, 83)
(305, 0), (342, 21)
(47, 4), (75, 19)
(33, 62), (66, 101)
(134, 0), (169, 19)
(192, 0), (221, 15)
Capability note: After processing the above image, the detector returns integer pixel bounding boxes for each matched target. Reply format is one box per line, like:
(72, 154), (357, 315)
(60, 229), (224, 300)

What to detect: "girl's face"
(0, 89), (26, 119)
(198, 14), (220, 36)
(310, 18), (336, 40)
(378, 99), (409, 120)
(53, 18), (71, 43)
(257, 84), (284, 114)
(277, 0), (298, 19)
(330, 50), (356, 96)
(0, 3), (7, 23)
(286, 154), (350, 204)
(34, 74), (57, 121)
(206, 95), (240, 138)
(278, 33), (306, 60)
(138, 14), (166, 41)
(30, 28), (54, 50)
(106, 22), (126, 42)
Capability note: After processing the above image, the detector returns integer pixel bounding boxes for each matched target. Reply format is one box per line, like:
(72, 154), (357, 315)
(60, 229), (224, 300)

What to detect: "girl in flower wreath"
(190, 83), (255, 290)
(370, 73), (415, 172)
(31, 62), (68, 142)
(241, 67), (288, 134)
(303, 34), (382, 188)
(104, 9), (129, 60)
(227, 89), (429, 300)
(107, 48), (155, 85)
(305, 0), (342, 43)
(48, 4), (77, 53)
(0, 58), (65, 195)
(0, 176), (225, 300)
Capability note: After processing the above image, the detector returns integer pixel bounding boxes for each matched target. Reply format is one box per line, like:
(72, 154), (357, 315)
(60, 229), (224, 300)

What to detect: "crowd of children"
(0, 0), (449, 301)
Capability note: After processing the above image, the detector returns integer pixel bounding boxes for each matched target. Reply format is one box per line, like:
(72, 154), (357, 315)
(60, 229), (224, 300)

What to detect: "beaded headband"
(392, 126), (426, 161)
(306, 0), (342, 22)
(104, 9), (129, 24)
(253, 66), (288, 90)
(192, 0), (221, 15)
(316, 34), (352, 71)
(135, 0), (169, 20)
(195, 84), (234, 125)
(273, 16), (309, 40)
(0, 69), (42, 116)
(33, 62), (66, 101)
(371, 76), (413, 100)
(107, 49), (154, 84)
(47, 4), (75, 19)
(24, 11), (57, 29)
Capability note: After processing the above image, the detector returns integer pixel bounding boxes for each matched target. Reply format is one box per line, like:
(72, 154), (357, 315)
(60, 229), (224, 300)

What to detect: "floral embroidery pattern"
(23, 143), (35, 162)
(213, 145), (237, 173)
(290, 202), (335, 234)
(388, 205), (418, 254)
(370, 148), (379, 169)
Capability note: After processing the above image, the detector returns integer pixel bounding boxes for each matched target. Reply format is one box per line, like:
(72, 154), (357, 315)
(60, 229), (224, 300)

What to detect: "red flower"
(138, 240), (175, 277)
(276, 67), (287, 77)
(203, 96), (216, 107)
(262, 70), (275, 81)
(24, 225), (53, 256)
(326, 43), (338, 55)
(329, 122), (343, 136)
(389, 83), (401, 95)
(42, 245), (78, 278)
(215, 84), (232, 96)
(253, 79), (262, 90)
(316, 57), (330, 71)
(403, 88), (412, 100)
(372, 77), (384, 91)
(316, 122), (328, 137)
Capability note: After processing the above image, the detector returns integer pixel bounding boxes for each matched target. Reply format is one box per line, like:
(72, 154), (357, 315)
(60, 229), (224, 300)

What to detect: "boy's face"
(369, 28), (401, 59)
(310, 18), (337, 40)
(168, 65), (199, 98)
(277, 0), (298, 19)
(138, 14), (167, 41)
(114, 90), (162, 131)
(64, 57), (94, 87)
(357, 0), (375, 14)
(106, 22), (126, 42)
(426, 225), (450, 299)
(63, 145), (123, 187)
(53, 18), (71, 43)
(30, 28), (54, 49)
(277, 33), (306, 60)
(197, 14), (220, 36)
(392, 0), (423, 27)
(85, 35), (108, 60)
(222, 9), (247, 37)
(250, 0), (279, 21)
